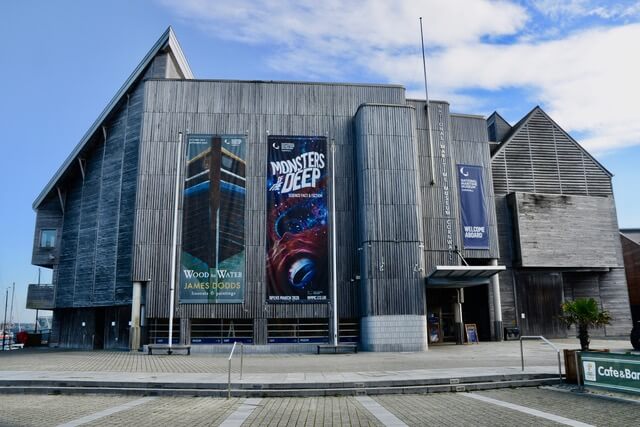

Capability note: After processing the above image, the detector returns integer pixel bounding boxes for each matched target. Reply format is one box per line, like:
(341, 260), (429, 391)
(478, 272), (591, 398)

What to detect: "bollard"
(227, 357), (231, 399)
(227, 341), (237, 400)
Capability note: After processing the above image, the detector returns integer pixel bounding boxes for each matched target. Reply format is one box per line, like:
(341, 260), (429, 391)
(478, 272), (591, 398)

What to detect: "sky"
(1, 0), (639, 325)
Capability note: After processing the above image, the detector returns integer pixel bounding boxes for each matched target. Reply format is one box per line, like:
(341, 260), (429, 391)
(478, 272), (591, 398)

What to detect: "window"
(40, 229), (56, 248)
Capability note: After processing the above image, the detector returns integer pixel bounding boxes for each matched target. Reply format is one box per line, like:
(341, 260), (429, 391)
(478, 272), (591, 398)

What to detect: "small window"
(40, 229), (56, 248)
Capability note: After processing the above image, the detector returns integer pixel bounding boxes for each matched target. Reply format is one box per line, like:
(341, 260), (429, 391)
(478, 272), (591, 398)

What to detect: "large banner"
(457, 164), (489, 249)
(266, 136), (328, 302)
(180, 134), (246, 303)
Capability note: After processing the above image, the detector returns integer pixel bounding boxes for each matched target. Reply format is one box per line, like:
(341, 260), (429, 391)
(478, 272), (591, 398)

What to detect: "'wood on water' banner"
(180, 134), (246, 303)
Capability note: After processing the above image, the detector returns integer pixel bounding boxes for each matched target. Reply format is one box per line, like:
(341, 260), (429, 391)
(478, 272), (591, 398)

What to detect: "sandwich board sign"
(465, 324), (479, 344)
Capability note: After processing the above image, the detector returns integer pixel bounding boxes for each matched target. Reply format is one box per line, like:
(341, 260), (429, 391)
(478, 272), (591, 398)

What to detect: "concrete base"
(361, 315), (427, 352)
(455, 322), (464, 345)
(493, 320), (503, 341)
(129, 326), (141, 351)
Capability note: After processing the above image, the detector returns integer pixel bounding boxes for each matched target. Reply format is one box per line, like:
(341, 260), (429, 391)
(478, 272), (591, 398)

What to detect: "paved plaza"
(0, 339), (628, 375)
(0, 339), (638, 426)
(1, 388), (638, 426)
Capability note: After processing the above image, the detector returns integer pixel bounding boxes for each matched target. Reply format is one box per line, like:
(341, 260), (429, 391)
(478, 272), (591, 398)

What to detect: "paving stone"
(1, 389), (637, 426)
(372, 393), (559, 426)
(0, 338), (628, 376)
(0, 394), (135, 427)
(242, 397), (384, 427)
(477, 387), (640, 426)
(82, 397), (239, 427)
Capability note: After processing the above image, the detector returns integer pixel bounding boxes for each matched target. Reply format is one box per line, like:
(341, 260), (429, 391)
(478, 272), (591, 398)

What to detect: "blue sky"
(1, 0), (639, 323)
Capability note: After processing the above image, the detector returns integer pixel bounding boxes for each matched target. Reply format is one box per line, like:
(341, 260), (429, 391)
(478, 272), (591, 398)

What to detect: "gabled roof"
(491, 106), (613, 177)
(487, 111), (512, 145)
(621, 229), (640, 245)
(33, 27), (193, 209)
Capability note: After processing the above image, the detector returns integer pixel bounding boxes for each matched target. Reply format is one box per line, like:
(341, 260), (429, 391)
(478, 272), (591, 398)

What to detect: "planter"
(631, 323), (640, 350)
(563, 349), (579, 383)
(564, 348), (609, 384)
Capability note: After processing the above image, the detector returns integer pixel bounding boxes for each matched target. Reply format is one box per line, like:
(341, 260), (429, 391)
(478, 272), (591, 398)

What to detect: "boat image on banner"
(180, 134), (246, 303)
(266, 135), (329, 302)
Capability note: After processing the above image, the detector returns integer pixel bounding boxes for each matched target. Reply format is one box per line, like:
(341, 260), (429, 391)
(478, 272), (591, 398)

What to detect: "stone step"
(0, 375), (561, 397)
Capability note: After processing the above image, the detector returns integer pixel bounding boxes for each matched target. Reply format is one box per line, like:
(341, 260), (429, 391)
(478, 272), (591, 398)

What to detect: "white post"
(129, 281), (142, 350)
(168, 132), (183, 352)
(331, 141), (339, 346)
(9, 282), (14, 327)
(455, 288), (464, 344)
(490, 258), (503, 341)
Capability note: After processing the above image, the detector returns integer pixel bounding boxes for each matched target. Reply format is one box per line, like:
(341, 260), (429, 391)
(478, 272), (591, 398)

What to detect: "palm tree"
(559, 298), (611, 351)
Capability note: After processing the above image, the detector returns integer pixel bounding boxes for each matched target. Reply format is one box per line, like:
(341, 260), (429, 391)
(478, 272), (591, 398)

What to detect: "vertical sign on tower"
(457, 164), (489, 249)
(180, 134), (246, 303)
(266, 136), (329, 302)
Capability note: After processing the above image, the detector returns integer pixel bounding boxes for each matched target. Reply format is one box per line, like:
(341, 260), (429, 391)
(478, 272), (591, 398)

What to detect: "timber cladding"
(622, 234), (640, 307)
(354, 104), (425, 316)
(491, 108), (612, 198)
(133, 79), (406, 319)
(507, 192), (622, 268)
(48, 79), (143, 309)
(32, 194), (63, 267)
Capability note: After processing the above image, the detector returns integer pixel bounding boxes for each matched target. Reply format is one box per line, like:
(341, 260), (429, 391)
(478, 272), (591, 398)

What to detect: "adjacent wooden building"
(621, 229), (640, 326)
(31, 28), (632, 351)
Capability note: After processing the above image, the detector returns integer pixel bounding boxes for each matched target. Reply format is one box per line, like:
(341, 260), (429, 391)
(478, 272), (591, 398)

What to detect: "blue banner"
(266, 136), (328, 303)
(457, 165), (489, 249)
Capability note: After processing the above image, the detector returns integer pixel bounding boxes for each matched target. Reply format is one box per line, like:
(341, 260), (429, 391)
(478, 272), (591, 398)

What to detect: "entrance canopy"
(427, 265), (505, 288)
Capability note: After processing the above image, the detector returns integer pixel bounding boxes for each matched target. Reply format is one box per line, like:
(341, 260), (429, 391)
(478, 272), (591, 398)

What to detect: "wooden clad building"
(31, 28), (632, 351)
(621, 229), (640, 326)
(489, 108), (632, 337)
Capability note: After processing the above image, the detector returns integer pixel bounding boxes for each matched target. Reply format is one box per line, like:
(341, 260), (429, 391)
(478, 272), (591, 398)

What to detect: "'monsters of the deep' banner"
(180, 134), (246, 303)
(266, 136), (328, 302)
(457, 164), (489, 249)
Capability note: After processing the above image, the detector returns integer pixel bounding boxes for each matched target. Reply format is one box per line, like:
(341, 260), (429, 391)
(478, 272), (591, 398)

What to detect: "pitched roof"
(621, 229), (640, 245)
(33, 27), (193, 209)
(491, 106), (612, 177)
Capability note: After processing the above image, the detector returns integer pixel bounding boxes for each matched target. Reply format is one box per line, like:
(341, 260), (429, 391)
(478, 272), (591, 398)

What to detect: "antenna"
(420, 17), (436, 185)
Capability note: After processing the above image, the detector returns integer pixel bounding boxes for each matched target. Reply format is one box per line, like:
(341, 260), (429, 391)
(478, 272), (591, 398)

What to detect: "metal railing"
(226, 342), (244, 399)
(519, 335), (562, 381)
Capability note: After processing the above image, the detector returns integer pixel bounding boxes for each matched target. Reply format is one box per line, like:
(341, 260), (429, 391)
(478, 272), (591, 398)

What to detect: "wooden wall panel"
(508, 192), (622, 268)
(408, 100), (461, 270)
(135, 80), (406, 321)
(450, 115), (500, 259)
(515, 272), (566, 337)
(491, 108), (612, 198)
(408, 101), (500, 283)
(354, 104), (425, 316)
(622, 235), (640, 306)
(490, 107), (630, 335)
(50, 81), (144, 308)
(598, 268), (633, 336)
(32, 195), (63, 267)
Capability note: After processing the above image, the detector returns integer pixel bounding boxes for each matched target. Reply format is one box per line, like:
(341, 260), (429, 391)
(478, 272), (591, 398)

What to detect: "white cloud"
(531, 0), (640, 20)
(163, 0), (527, 48)
(161, 0), (640, 152)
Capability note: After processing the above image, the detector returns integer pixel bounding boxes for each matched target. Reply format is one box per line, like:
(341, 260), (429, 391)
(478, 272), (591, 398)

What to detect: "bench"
(317, 344), (358, 354)
(147, 344), (191, 355)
